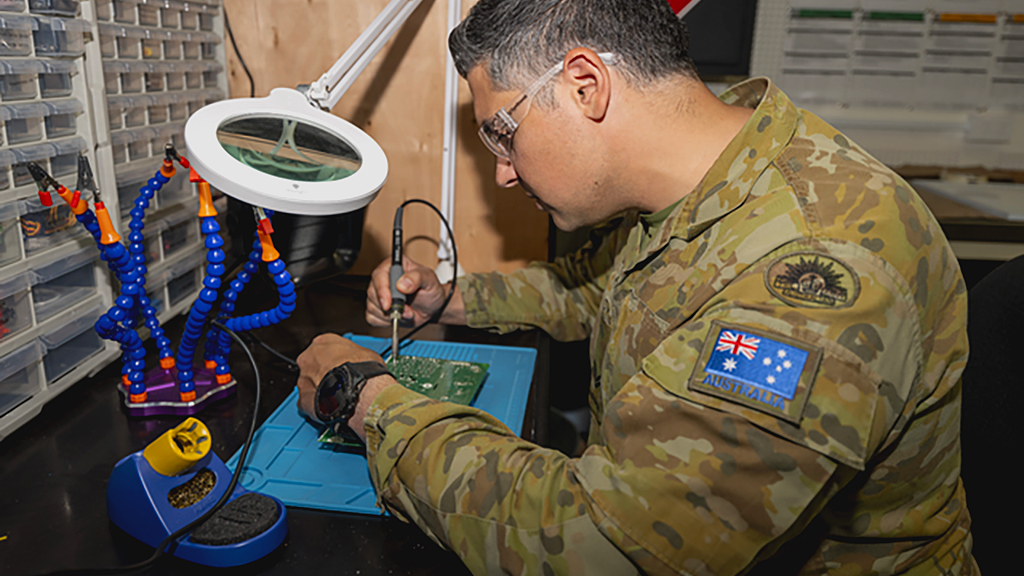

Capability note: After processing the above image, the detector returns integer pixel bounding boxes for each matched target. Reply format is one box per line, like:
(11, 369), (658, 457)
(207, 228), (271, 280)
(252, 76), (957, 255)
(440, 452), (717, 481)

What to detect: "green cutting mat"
(319, 355), (489, 447)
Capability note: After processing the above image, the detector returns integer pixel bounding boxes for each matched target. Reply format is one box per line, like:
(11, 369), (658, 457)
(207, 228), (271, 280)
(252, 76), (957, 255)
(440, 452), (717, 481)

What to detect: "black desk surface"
(0, 275), (547, 576)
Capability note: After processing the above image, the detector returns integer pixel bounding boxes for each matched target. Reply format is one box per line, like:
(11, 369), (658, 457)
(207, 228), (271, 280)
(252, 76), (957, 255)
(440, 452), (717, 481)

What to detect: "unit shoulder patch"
(764, 251), (860, 309)
(687, 321), (823, 424)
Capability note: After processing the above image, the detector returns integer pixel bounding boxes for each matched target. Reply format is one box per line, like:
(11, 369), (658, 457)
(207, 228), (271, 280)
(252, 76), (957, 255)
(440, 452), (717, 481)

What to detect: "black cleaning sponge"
(190, 492), (280, 546)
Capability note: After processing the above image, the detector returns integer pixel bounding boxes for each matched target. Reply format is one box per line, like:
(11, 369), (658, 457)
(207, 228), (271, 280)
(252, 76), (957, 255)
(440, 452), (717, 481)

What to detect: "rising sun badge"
(765, 252), (860, 308)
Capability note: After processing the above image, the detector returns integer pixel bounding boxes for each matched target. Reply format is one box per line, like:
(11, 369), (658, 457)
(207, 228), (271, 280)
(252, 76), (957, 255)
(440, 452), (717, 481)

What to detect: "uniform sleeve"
(456, 218), (632, 341)
(363, 239), (925, 576)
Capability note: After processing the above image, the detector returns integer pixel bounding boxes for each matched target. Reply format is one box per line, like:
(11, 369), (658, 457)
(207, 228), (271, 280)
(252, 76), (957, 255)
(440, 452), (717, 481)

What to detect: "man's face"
(467, 65), (608, 231)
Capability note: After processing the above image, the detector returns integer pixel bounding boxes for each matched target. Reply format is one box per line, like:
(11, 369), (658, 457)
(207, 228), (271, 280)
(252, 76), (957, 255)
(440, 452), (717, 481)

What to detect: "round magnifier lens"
(217, 116), (362, 183)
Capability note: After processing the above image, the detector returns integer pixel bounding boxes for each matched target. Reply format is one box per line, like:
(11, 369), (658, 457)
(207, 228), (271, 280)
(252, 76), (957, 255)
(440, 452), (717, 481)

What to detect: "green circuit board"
(318, 355), (489, 447)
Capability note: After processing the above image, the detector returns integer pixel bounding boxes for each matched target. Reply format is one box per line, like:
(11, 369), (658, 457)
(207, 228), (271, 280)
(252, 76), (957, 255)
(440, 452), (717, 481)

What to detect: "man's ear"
(562, 48), (611, 122)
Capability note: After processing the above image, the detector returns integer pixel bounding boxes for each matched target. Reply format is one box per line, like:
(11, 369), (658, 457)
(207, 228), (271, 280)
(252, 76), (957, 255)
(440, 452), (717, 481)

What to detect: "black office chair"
(960, 255), (1023, 574)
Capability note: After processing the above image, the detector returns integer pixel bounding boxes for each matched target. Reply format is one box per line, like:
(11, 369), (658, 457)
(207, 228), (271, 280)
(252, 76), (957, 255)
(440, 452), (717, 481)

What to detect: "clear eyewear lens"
(479, 116), (515, 158)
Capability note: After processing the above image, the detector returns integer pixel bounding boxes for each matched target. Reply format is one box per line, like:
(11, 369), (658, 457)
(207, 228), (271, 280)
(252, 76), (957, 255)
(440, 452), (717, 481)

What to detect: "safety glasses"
(477, 52), (618, 159)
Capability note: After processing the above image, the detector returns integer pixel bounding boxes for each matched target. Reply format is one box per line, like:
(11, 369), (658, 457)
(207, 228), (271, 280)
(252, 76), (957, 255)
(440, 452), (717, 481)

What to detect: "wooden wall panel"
(221, 0), (548, 275)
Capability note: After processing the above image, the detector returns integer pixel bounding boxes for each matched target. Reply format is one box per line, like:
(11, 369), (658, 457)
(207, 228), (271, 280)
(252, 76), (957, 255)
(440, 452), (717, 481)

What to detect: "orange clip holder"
(94, 202), (121, 245)
(257, 229), (279, 262)
(197, 182), (217, 218)
(160, 159), (176, 179)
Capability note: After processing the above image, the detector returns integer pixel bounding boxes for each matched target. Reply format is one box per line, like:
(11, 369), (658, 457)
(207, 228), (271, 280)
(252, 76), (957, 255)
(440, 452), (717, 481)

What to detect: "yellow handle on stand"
(143, 418), (212, 476)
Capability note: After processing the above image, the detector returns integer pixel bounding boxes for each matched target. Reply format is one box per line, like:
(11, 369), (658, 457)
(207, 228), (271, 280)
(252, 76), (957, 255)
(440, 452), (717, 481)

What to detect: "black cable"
(39, 323), (263, 576)
(381, 199), (458, 359)
(223, 9), (255, 98)
(252, 335), (300, 370)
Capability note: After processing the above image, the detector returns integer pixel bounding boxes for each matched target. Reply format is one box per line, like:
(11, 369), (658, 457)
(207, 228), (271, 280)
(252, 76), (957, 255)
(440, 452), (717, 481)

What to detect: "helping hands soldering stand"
(28, 147), (296, 417)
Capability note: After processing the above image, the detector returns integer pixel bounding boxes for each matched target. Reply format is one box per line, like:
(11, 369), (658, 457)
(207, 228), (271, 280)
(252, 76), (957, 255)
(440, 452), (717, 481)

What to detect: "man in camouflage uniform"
(296, 0), (977, 573)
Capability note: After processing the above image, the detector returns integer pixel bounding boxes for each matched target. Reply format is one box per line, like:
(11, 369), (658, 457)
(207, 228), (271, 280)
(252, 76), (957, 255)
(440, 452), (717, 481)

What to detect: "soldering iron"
(389, 207), (406, 360)
(385, 200), (458, 360)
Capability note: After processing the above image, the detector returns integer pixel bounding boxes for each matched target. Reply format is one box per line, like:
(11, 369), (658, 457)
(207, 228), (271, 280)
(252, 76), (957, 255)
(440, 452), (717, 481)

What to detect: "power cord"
(223, 9), (256, 98)
(231, 199), (458, 364)
(39, 322), (262, 576)
(382, 199), (458, 359)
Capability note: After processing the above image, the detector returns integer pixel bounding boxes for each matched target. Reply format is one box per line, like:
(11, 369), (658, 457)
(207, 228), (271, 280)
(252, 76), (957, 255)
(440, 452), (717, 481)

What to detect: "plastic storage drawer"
(198, 7), (215, 32)
(0, 14), (36, 57)
(201, 62), (221, 88)
(97, 21), (119, 58)
(199, 31), (218, 60)
(42, 98), (82, 139)
(165, 30), (188, 59)
(19, 194), (86, 256)
(38, 60), (74, 99)
(179, 4), (197, 29)
(8, 141), (82, 186)
(48, 137), (85, 177)
(30, 247), (98, 323)
(0, 1), (26, 13)
(152, 122), (180, 153)
(0, 340), (44, 418)
(146, 282), (164, 315)
(161, 211), (197, 259)
(167, 94), (186, 121)
(0, 59), (42, 101)
(166, 256), (199, 306)
(94, 0), (111, 20)
(147, 93), (169, 124)
(115, 25), (147, 59)
(103, 60), (148, 95)
(142, 28), (169, 59)
(110, 130), (133, 165)
(0, 199), (22, 268)
(183, 61), (202, 89)
(0, 148), (12, 191)
(182, 31), (200, 59)
(137, 1), (158, 26)
(110, 128), (156, 164)
(113, 0), (140, 24)
(40, 304), (103, 383)
(115, 161), (158, 218)
(1, 102), (46, 145)
(29, 0), (79, 16)
(147, 61), (174, 92)
(0, 273), (32, 343)
(32, 16), (90, 57)
(157, 164), (190, 206)
(10, 142), (52, 188)
(159, 1), (181, 29)
(130, 126), (156, 161)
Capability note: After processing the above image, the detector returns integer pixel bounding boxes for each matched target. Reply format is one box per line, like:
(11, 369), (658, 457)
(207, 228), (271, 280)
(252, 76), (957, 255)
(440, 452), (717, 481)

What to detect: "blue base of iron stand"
(106, 449), (288, 567)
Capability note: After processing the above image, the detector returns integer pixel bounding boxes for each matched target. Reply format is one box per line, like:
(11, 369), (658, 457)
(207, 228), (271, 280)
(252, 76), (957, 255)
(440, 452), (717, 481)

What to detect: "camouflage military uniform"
(363, 78), (977, 575)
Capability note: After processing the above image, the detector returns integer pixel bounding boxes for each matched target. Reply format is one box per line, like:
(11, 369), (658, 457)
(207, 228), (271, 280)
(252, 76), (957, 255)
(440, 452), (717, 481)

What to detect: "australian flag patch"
(688, 320), (822, 423)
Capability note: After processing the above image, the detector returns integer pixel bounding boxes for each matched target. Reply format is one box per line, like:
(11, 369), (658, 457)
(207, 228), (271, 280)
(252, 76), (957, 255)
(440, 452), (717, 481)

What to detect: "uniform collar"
(619, 78), (799, 274)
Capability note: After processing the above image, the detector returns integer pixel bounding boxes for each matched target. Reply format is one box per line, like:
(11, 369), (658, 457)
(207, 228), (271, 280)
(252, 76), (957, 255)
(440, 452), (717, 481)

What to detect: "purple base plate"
(117, 365), (237, 417)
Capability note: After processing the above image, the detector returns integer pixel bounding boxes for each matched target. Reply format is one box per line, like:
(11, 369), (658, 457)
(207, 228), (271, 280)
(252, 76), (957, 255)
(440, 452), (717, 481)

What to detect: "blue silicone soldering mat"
(226, 335), (537, 515)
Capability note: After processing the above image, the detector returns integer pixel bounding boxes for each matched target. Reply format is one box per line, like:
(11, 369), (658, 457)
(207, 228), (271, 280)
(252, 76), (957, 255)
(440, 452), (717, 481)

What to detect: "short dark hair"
(448, 0), (698, 92)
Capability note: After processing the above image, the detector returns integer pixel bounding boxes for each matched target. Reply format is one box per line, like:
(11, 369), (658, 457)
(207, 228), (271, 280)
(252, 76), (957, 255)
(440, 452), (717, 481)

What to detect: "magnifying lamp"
(184, 0), (424, 216)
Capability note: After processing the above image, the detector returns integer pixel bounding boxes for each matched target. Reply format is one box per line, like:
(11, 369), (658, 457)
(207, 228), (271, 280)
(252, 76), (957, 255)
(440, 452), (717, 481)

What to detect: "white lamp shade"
(184, 88), (388, 216)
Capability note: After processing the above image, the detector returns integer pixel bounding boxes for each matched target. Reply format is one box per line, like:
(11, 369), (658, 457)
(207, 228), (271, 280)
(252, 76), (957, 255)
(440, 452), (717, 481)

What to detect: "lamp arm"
(307, 0), (425, 111)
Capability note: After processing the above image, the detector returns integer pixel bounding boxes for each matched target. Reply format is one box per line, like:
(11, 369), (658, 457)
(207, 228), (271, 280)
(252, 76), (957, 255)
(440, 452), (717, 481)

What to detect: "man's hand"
(367, 255), (467, 327)
(296, 333), (396, 442)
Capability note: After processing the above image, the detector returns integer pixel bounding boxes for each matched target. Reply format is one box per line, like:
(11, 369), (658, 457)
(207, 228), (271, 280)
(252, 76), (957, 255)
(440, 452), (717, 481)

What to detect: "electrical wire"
(226, 199), (458, 365)
(39, 323), (263, 576)
(223, 9), (256, 99)
(381, 199), (458, 359)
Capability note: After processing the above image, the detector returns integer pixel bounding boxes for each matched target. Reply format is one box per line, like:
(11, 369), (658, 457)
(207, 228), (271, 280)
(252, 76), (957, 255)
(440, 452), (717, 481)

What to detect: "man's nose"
(495, 157), (519, 188)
